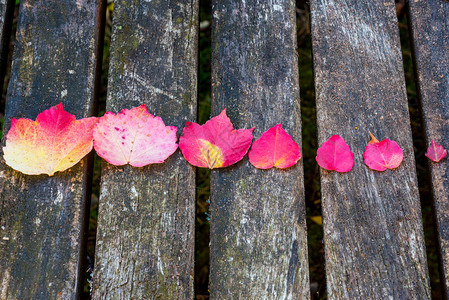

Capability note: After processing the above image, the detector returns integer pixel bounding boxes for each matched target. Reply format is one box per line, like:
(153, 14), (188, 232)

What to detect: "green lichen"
(112, 24), (141, 75)
(237, 179), (248, 193)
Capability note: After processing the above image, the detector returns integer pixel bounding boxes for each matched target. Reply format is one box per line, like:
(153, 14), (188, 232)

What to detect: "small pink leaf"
(179, 109), (254, 169)
(316, 135), (354, 172)
(248, 124), (301, 169)
(93, 105), (178, 167)
(425, 139), (447, 162)
(363, 134), (403, 171)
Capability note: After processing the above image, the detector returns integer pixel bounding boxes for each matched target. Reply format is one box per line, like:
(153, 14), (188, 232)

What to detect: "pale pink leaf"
(93, 105), (178, 167)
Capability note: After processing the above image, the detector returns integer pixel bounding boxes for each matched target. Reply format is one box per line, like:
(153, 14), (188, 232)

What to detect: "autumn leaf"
(179, 109), (254, 168)
(363, 133), (403, 171)
(425, 139), (447, 162)
(310, 216), (322, 226)
(3, 103), (97, 176)
(93, 104), (178, 167)
(248, 124), (301, 169)
(316, 135), (354, 172)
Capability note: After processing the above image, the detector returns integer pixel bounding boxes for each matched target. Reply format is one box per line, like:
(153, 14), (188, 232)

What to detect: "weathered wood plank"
(0, 0), (14, 92)
(91, 1), (198, 298)
(310, 0), (430, 298)
(0, 0), (104, 298)
(408, 0), (449, 296)
(210, 1), (309, 298)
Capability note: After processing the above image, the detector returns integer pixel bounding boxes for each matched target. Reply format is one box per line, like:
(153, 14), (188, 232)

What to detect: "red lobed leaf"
(363, 133), (403, 171)
(425, 139), (447, 162)
(3, 103), (97, 176)
(93, 105), (178, 167)
(179, 109), (254, 169)
(248, 124), (301, 169)
(316, 135), (354, 172)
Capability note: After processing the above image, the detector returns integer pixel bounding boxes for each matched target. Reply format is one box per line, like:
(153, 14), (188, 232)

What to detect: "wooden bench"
(0, 0), (447, 299)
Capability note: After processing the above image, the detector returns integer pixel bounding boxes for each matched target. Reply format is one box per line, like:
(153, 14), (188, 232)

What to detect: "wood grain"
(91, 0), (198, 298)
(209, 1), (309, 298)
(0, 0), (13, 93)
(408, 0), (449, 296)
(310, 0), (431, 298)
(0, 0), (104, 298)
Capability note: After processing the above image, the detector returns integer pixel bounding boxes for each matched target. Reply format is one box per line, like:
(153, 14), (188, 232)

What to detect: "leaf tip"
(369, 131), (379, 144)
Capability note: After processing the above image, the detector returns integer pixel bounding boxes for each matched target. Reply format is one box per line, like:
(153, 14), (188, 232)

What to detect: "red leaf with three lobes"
(425, 139), (447, 162)
(179, 109), (254, 168)
(316, 135), (354, 172)
(363, 132), (403, 171)
(3, 103), (97, 176)
(93, 105), (178, 167)
(248, 124), (301, 169)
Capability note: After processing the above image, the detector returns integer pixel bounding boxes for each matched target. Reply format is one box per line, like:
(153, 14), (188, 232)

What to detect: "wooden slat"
(210, 1), (309, 298)
(310, 0), (430, 298)
(408, 0), (449, 296)
(0, 0), (104, 298)
(91, 1), (198, 298)
(0, 0), (14, 91)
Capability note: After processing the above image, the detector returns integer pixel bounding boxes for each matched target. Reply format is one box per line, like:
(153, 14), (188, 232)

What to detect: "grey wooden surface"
(209, 0), (309, 298)
(311, 0), (431, 298)
(408, 0), (449, 296)
(0, 0), (104, 298)
(0, 1), (447, 299)
(91, 0), (198, 298)
(0, 0), (13, 94)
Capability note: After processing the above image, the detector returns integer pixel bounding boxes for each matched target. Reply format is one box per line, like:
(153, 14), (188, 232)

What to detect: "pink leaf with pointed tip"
(316, 135), (354, 172)
(363, 135), (403, 171)
(93, 104), (178, 167)
(248, 124), (301, 169)
(179, 108), (254, 169)
(3, 103), (97, 176)
(425, 139), (447, 162)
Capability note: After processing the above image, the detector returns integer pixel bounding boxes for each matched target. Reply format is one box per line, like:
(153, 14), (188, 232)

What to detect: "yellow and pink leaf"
(3, 103), (97, 176)
(179, 109), (254, 169)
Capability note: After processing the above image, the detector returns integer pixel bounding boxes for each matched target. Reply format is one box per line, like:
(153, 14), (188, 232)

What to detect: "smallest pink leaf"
(425, 139), (447, 162)
(248, 124), (301, 169)
(316, 135), (354, 173)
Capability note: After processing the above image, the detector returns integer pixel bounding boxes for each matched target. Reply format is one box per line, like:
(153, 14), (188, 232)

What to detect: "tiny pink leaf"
(248, 124), (301, 169)
(363, 135), (403, 171)
(93, 104), (178, 167)
(316, 135), (354, 172)
(425, 139), (447, 162)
